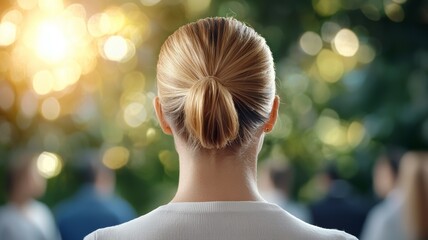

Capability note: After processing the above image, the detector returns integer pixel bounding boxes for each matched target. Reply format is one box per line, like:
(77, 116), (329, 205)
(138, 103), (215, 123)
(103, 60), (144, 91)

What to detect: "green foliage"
(0, 0), (427, 212)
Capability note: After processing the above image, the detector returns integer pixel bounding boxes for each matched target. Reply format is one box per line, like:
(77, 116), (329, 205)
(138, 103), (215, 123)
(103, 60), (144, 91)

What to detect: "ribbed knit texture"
(85, 201), (358, 240)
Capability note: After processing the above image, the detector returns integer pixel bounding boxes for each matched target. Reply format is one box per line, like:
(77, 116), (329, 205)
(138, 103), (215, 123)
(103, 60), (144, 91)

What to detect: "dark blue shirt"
(55, 185), (136, 240)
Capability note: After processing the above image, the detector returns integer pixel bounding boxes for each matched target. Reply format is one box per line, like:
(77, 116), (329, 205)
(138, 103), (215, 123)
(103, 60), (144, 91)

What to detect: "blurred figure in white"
(259, 160), (312, 223)
(360, 148), (405, 240)
(0, 151), (61, 240)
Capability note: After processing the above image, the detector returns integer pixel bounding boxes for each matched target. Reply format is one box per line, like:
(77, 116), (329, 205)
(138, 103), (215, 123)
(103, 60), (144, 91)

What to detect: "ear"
(263, 95), (280, 133)
(153, 96), (173, 135)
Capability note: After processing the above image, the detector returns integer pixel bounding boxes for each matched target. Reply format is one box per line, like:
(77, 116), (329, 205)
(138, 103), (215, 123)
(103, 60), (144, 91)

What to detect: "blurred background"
(0, 0), (427, 238)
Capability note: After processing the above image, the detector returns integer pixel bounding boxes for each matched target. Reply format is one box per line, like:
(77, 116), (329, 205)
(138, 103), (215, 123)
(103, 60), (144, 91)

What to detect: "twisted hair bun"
(184, 76), (239, 149)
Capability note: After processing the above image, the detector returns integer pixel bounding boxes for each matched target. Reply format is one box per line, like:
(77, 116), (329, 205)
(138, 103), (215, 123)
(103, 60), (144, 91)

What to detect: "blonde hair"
(156, 17), (275, 149)
(399, 152), (428, 239)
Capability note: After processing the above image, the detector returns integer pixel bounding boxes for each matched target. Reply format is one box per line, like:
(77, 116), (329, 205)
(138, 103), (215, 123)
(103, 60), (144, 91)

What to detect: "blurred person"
(259, 160), (312, 222)
(362, 151), (428, 240)
(86, 17), (356, 240)
(400, 152), (428, 239)
(310, 164), (367, 237)
(0, 151), (61, 240)
(360, 148), (405, 240)
(55, 150), (136, 240)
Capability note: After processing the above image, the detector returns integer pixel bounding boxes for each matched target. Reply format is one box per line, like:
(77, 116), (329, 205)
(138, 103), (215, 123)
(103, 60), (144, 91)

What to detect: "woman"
(85, 17), (356, 240)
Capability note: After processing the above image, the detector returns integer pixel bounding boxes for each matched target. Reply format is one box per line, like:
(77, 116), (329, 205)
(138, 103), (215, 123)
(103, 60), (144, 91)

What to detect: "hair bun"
(184, 76), (239, 149)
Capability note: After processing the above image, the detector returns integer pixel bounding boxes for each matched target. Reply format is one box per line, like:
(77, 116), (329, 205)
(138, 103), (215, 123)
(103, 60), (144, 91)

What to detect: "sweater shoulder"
(84, 202), (359, 240)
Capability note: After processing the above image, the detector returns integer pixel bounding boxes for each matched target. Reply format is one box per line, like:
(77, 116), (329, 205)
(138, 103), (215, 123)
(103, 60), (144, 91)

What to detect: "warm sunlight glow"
(103, 35), (130, 62)
(38, 0), (64, 13)
(35, 20), (69, 62)
(32, 70), (55, 95)
(140, 0), (162, 6)
(52, 63), (82, 91)
(0, 21), (17, 46)
(17, 0), (38, 10)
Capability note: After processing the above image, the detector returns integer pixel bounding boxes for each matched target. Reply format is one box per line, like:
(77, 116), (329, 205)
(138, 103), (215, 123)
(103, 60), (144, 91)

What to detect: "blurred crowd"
(0, 149), (136, 240)
(0, 148), (427, 240)
(259, 149), (428, 240)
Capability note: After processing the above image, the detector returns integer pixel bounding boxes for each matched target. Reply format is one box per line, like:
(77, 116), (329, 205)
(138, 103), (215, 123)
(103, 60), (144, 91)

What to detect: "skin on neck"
(171, 131), (266, 202)
(154, 95), (280, 203)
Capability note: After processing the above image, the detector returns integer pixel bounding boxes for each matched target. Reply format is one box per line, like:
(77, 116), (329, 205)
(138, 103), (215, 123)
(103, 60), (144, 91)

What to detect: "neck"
(172, 146), (263, 203)
(9, 191), (31, 209)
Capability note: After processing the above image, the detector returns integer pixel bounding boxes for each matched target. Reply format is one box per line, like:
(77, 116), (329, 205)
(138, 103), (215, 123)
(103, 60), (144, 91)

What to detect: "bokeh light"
(321, 21), (341, 42)
(0, 21), (17, 46)
(0, 82), (15, 111)
(312, 0), (341, 16)
(32, 70), (55, 95)
(38, 0), (64, 12)
(159, 149), (178, 173)
(0, 0), (424, 218)
(41, 97), (61, 120)
(102, 146), (130, 170)
(316, 49), (344, 82)
(36, 151), (63, 179)
(347, 121), (366, 147)
(185, 0), (211, 17)
(103, 35), (134, 62)
(124, 102), (147, 128)
(312, 81), (331, 104)
(17, 0), (38, 10)
(87, 13), (109, 37)
(357, 44), (376, 64)
(20, 91), (38, 118)
(146, 127), (157, 142)
(299, 31), (323, 56)
(140, 0), (161, 7)
(385, 3), (405, 22)
(35, 20), (70, 63)
(333, 29), (359, 57)
(361, 4), (381, 21)
(316, 114), (348, 148)
(291, 94), (313, 115)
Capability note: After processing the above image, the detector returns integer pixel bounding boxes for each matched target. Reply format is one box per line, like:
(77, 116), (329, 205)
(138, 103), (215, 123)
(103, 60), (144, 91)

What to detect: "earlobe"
(153, 96), (173, 135)
(264, 95), (280, 133)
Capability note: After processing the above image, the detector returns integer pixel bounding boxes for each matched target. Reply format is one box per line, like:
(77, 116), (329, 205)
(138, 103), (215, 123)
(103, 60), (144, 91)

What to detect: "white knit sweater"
(85, 201), (357, 240)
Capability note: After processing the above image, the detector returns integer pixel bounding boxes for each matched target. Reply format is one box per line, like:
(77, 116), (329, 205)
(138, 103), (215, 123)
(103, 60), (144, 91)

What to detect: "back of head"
(157, 17), (275, 149)
(379, 147), (405, 179)
(75, 149), (113, 185)
(5, 150), (46, 200)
